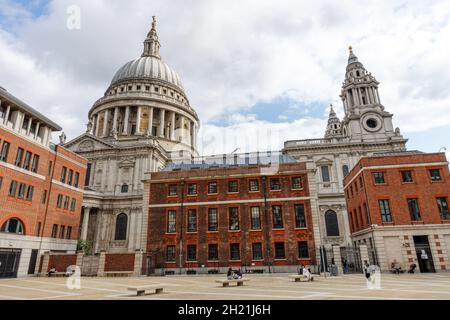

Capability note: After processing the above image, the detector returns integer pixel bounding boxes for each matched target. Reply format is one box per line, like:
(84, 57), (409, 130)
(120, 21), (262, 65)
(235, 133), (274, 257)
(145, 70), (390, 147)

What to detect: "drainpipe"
(262, 176), (272, 273)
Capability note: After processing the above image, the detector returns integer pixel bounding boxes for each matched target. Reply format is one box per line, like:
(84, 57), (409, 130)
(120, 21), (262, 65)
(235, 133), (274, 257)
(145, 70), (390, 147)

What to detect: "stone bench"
(104, 271), (133, 277)
(215, 279), (250, 287)
(128, 285), (164, 296)
(47, 272), (67, 277)
(288, 275), (314, 282)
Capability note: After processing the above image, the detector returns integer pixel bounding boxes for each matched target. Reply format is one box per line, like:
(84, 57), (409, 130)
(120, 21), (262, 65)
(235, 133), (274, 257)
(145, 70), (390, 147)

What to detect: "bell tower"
(340, 46), (402, 143)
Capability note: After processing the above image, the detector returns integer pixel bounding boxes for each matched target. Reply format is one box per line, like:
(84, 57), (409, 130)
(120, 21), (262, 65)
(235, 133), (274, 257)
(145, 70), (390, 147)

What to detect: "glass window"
(121, 184), (129, 193)
(208, 244), (218, 261)
(250, 207), (261, 230)
(166, 245), (176, 262)
(373, 172), (385, 184)
(270, 178), (281, 191)
(229, 207), (239, 231)
(168, 184), (177, 196)
(291, 177), (302, 189)
(14, 148), (24, 167)
(298, 241), (309, 259)
(429, 169), (442, 181)
(71, 198), (76, 211)
(187, 209), (197, 232)
(26, 185), (34, 201)
(60, 166), (67, 183)
(321, 166), (330, 182)
(23, 151), (32, 170)
(36, 222), (41, 236)
(1, 218), (25, 235)
(66, 226), (72, 239)
(67, 169), (73, 185)
(208, 208), (218, 231)
(56, 194), (63, 208)
(167, 210), (176, 233)
(274, 242), (285, 259)
(74, 172), (79, 188)
(115, 213), (128, 240)
(51, 224), (58, 238)
(272, 205), (284, 229)
(208, 182), (218, 194)
(228, 180), (238, 193)
(252, 243), (263, 260)
(59, 225), (65, 239)
(437, 197), (450, 220)
(295, 204), (306, 228)
(31, 155), (39, 173)
(230, 243), (240, 260)
(325, 210), (339, 236)
(0, 141), (10, 162)
(249, 179), (259, 192)
(187, 183), (197, 195)
(379, 200), (392, 222)
(17, 183), (26, 198)
(84, 163), (90, 185)
(64, 196), (70, 209)
(401, 170), (413, 183)
(9, 180), (17, 196)
(187, 245), (197, 261)
(342, 165), (349, 177)
(407, 198), (421, 221)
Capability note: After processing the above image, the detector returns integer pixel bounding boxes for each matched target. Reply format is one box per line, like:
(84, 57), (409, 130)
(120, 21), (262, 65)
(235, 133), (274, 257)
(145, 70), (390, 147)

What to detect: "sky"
(0, 0), (449, 158)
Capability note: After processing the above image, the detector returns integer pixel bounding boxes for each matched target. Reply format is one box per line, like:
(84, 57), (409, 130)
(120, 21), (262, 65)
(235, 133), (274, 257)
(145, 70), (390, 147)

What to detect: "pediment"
(64, 133), (116, 152)
(315, 156), (334, 165)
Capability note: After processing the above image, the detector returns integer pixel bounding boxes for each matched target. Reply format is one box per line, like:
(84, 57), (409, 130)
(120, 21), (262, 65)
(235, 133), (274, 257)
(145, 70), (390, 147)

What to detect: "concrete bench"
(104, 271), (133, 277)
(128, 285), (164, 296)
(48, 272), (67, 277)
(288, 275), (314, 282)
(215, 279), (250, 287)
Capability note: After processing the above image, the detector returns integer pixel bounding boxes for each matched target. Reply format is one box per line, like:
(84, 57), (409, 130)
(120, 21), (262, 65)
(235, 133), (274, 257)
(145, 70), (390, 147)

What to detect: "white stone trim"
(0, 160), (46, 180)
(51, 179), (85, 193)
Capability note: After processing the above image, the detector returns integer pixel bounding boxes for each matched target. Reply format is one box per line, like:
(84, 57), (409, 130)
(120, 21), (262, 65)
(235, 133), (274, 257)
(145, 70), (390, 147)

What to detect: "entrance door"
(413, 236), (435, 273)
(0, 248), (22, 278)
(28, 249), (38, 275)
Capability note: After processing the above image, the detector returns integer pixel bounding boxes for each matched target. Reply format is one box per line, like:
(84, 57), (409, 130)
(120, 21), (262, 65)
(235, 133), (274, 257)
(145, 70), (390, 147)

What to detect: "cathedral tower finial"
(348, 45), (358, 64)
(142, 16), (161, 59)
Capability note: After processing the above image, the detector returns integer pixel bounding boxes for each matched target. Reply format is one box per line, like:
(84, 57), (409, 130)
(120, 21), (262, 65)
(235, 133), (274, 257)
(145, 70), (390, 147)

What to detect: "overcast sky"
(0, 0), (449, 156)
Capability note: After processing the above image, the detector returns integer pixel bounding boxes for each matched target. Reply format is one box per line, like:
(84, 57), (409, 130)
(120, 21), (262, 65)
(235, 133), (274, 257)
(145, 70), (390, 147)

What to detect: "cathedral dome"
(110, 56), (184, 92)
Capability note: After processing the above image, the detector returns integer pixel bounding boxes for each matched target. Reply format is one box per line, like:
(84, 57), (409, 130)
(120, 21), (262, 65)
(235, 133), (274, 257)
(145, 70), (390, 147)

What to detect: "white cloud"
(1, 0), (450, 152)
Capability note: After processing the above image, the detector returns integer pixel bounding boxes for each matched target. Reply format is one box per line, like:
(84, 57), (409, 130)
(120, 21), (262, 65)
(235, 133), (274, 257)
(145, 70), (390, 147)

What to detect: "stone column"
(159, 109), (165, 137)
(359, 244), (369, 272)
(76, 252), (84, 267)
(80, 207), (90, 241)
(3, 104), (10, 125)
(112, 107), (118, 131)
(136, 106), (142, 134)
(193, 124), (197, 148)
(170, 112), (176, 140)
(332, 245), (343, 275)
(40, 252), (50, 276)
(95, 114), (100, 136)
(148, 107), (154, 136)
(123, 106), (130, 134)
(102, 109), (109, 136)
(376, 89), (381, 104)
(26, 117), (33, 135)
(133, 250), (143, 276)
(97, 251), (106, 277)
(180, 116), (185, 142)
(34, 122), (41, 139)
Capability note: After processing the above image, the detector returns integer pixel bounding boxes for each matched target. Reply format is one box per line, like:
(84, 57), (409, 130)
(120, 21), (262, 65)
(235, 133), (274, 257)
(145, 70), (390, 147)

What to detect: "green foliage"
(77, 239), (93, 255)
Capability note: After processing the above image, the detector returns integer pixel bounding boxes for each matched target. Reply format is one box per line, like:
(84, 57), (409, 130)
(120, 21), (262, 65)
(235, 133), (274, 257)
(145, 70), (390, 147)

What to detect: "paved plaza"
(0, 273), (450, 300)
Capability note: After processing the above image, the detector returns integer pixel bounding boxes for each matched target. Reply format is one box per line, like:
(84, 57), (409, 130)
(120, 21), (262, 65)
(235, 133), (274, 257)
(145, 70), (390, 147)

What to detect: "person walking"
(363, 260), (370, 280)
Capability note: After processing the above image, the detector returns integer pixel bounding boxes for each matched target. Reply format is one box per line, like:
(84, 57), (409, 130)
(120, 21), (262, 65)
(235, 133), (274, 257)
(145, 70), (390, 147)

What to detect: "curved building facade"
(65, 17), (199, 253)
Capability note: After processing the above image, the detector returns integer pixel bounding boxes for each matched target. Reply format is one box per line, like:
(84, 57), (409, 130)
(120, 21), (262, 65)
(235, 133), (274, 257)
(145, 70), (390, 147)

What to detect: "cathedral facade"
(64, 18), (200, 253)
(65, 20), (407, 262)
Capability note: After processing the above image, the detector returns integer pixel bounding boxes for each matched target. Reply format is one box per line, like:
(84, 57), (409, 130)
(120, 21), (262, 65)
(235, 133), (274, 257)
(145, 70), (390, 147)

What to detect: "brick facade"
(146, 162), (317, 272)
(104, 253), (135, 272)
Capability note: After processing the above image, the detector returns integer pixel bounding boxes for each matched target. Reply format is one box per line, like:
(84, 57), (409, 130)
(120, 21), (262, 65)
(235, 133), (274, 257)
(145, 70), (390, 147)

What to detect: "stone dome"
(110, 56), (184, 92)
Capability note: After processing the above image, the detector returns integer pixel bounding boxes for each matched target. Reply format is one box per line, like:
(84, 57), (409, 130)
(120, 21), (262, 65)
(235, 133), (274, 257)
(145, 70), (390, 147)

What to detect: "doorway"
(0, 248), (22, 278)
(28, 249), (38, 275)
(413, 236), (435, 273)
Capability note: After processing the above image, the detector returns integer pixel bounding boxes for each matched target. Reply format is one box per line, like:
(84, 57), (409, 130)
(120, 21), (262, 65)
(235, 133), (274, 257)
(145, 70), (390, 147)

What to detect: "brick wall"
(40, 254), (77, 273)
(104, 253), (135, 272)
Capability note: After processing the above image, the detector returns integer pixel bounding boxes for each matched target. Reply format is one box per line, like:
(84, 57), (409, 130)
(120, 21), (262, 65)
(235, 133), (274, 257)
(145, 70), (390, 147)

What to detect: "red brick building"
(145, 156), (318, 274)
(0, 87), (87, 278)
(343, 151), (450, 272)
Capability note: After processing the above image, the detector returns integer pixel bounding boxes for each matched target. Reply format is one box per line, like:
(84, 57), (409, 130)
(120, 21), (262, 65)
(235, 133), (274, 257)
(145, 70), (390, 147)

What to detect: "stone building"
(282, 47), (408, 253)
(344, 151), (450, 272)
(144, 154), (319, 274)
(64, 17), (200, 254)
(0, 87), (86, 278)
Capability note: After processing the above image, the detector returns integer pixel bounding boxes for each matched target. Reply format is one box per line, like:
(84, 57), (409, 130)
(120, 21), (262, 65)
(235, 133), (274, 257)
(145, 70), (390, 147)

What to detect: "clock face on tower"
(362, 114), (383, 132)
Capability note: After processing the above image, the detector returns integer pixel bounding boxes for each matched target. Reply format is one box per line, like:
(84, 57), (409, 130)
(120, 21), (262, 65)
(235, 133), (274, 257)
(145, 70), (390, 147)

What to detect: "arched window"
(1, 218), (25, 235)
(325, 210), (339, 237)
(342, 165), (349, 177)
(115, 213), (128, 240)
(121, 184), (129, 193)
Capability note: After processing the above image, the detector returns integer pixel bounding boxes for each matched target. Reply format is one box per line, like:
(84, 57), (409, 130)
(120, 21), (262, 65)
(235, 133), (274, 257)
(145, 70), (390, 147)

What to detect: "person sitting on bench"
(408, 263), (417, 274)
(391, 260), (402, 274)
(302, 266), (313, 281)
(227, 267), (243, 280)
(48, 267), (57, 277)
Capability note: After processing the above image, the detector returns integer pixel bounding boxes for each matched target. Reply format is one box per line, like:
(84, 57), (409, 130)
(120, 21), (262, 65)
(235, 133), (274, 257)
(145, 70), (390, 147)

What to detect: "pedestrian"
(392, 260), (401, 274)
(363, 260), (370, 280)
